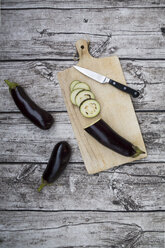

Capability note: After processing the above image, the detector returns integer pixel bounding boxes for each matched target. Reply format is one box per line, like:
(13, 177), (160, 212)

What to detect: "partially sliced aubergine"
(75, 90), (95, 107)
(80, 99), (100, 118)
(70, 80), (80, 91)
(85, 119), (145, 157)
(73, 82), (90, 91)
(70, 88), (84, 105)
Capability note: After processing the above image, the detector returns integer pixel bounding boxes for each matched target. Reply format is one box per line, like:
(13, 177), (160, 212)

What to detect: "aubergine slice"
(70, 80), (80, 91)
(85, 119), (145, 157)
(80, 99), (100, 118)
(73, 82), (90, 91)
(70, 88), (83, 105)
(76, 90), (95, 107)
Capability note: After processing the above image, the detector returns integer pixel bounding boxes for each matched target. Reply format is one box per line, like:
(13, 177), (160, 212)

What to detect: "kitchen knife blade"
(74, 65), (139, 98)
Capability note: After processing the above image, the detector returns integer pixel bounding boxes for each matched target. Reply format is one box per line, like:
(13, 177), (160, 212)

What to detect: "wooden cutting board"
(58, 39), (147, 174)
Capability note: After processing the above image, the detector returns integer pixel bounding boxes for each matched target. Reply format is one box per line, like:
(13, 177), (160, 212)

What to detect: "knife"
(74, 65), (140, 98)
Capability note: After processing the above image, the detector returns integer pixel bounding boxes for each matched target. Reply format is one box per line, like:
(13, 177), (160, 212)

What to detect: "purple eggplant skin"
(4, 80), (54, 130)
(85, 119), (145, 157)
(38, 141), (71, 192)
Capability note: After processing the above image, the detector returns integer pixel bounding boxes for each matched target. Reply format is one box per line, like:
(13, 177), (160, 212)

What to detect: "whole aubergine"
(38, 141), (71, 192)
(85, 118), (145, 157)
(4, 80), (54, 130)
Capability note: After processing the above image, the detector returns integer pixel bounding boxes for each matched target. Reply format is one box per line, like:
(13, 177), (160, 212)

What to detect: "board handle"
(76, 40), (92, 59)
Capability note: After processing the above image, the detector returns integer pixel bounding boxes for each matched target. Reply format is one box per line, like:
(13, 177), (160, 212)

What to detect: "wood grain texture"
(0, 162), (164, 211)
(58, 39), (147, 173)
(0, 211), (164, 248)
(2, 0), (165, 9)
(0, 60), (165, 112)
(0, 8), (165, 60)
(0, 112), (164, 163)
(0, 1), (164, 247)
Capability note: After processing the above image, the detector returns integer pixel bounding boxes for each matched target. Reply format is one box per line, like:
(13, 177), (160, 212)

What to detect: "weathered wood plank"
(0, 8), (165, 60)
(0, 112), (164, 163)
(2, 0), (165, 9)
(0, 4), (164, 247)
(1, 60), (165, 112)
(0, 162), (164, 211)
(0, 211), (164, 248)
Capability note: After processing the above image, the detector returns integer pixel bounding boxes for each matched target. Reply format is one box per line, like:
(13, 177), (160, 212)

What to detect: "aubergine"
(4, 80), (54, 130)
(73, 82), (90, 91)
(75, 90), (95, 107)
(85, 119), (145, 157)
(70, 88), (84, 105)
(80, 99), (100, 118)
(38, 141), (71, 192)
(70, 80), (80, 91)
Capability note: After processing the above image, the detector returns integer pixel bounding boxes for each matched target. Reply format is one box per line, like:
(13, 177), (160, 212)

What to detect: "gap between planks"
(0, 209), (165, 213)
(1, 7), (165, 10)
(0, 110), (165, 114)
(0, 161), (165, 165)
(1, 58), (165, 63)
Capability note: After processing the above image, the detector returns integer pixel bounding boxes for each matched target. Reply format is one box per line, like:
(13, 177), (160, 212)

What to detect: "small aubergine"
(38, 141), (71, 192)
(85, 119), (145, 157)
(4, 80), (54, 130)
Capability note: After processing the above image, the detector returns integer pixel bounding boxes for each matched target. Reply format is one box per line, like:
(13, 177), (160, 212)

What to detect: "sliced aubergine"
(80, 99), (100, 118)
(70, 88), (84, 105)
(75, 90), (95, 107)
(85, 118), (145, 157)
(73, 82), (90, 91)
(70, 80), (80, 91)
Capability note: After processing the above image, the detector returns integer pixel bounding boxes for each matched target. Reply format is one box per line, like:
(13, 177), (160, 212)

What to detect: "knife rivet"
(124, 87), (126, 90)
(113, 82), (116, 85)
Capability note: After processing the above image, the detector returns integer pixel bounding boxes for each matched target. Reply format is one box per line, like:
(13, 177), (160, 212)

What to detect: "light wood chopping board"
(58, 39), (147, 174)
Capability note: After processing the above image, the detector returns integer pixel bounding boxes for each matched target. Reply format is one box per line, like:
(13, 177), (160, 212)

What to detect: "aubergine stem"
(4, 80), (18, 90)
(132, 145), (145, 158)
(38, 178), (53, 192)
(38, 178), (48, 192)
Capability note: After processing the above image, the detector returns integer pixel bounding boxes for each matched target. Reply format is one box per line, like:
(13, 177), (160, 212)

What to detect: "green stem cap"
(38, 178), (48, 192)
(132, 145), (145, 158)
(4, 80), (19, 90)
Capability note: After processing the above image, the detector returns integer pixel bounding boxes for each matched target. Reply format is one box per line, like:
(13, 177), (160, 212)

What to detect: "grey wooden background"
(0, 1), (165, 247)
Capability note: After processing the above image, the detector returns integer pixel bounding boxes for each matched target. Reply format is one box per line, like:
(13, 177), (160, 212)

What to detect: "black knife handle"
(109, 79), (140, 98)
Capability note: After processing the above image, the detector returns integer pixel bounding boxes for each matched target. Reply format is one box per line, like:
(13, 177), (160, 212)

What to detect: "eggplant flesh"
(75, 90), (95, 107)
(73, 82), (90, 91)
(70, 80), (80, 91)
(85, 119), (144, 157)
(80, 99), (100, 118)
(70, 88), (83, 105)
